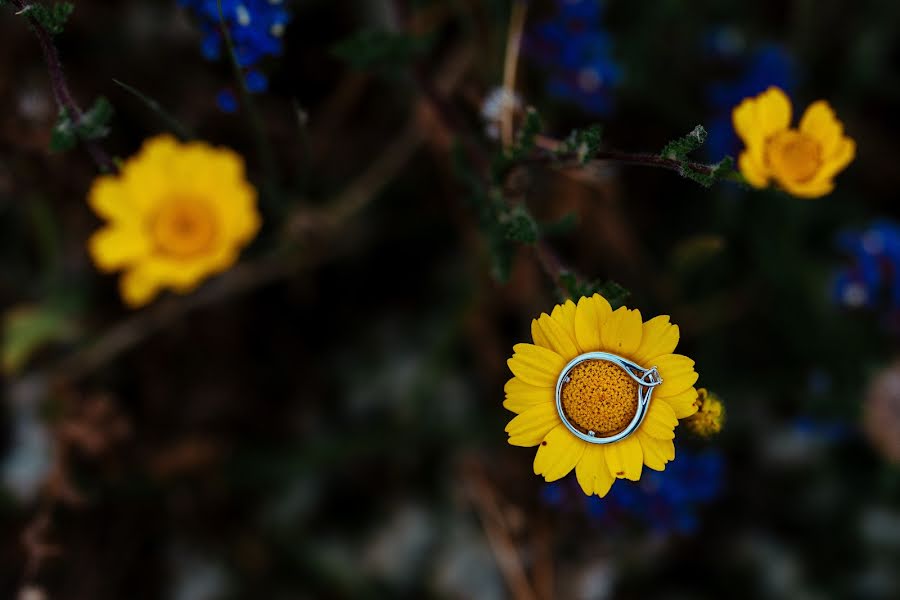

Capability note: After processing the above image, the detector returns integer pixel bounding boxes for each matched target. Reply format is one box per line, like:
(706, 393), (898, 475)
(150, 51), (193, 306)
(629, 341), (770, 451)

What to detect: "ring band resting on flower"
(555, 352), (662, 444)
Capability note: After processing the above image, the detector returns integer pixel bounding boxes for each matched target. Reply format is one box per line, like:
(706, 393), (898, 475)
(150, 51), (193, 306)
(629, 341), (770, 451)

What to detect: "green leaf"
(555, 124), (604, 164)
(21, 1), (74, 36)
(2, 303), (80, 374)
(49, 108), (77, 152)
(501, 204), (538, 245)
(661, 124), (707, 161)
(660, 125), (736, 188)
(332, 29), (431, 71)
(77, 96), (114, 140)
(682, 155), (735, 188)
(48, 97), (113, 153)
(491, 107), (542, 182)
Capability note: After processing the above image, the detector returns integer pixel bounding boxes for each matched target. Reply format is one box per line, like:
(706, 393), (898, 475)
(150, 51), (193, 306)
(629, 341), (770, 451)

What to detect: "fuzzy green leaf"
(21, 1), (74, 35)
(77, 96), (114, 140)
(501, 204), (538, 245)
(555, 124), (603, 164)
(661, 124), (707, 161)
(49, 108), (77, 152)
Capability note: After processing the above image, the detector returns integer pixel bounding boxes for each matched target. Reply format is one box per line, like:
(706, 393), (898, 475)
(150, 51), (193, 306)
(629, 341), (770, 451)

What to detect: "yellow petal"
(534, 313), (579, 360)
(733, 87), (792, 162)
(654, 354), (699, 397)
(818, 137), (856, 179)
(574, 294), (611, 352)
(503, 377), (554, 414)
(88, 227), (151, 272)
(575, 445), (615, 497)
(550, 300), (578, 344)
(738, 151), (770, 188)
(119, 265), (163, 308)
(507, 343), (566, 387)
(632, 315), (679, 366)
(779, 177), (835, 199)
(531, 318), (550, 349)
(640, 400), (677, 440)
(637, 430), (675, 471)
(605, 436), (643, 481)
(799, 100), (844, 156)
(88, 176), (142, 224)
(600, 307), (642, 357)
(505, 402), (560, 447)
(533, 425), (585, 482)
(659, 387), (699, 419)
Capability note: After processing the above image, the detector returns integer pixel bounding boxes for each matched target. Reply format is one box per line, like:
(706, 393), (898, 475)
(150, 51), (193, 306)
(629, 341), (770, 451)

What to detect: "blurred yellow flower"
(88, 135), (261, 308)
(684, 388), (725, 437)
(503, 295), (701, 498)
(732, 86), (855, 198)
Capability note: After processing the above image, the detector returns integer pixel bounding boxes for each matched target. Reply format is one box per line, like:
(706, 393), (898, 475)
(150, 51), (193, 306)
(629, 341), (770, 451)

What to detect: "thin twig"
(462, 459), (539, 600)
(534, 134), (718, 175)
(9, 0), (115, 172)
(500, 1), (527, 149)
(112, 78), (194, 140)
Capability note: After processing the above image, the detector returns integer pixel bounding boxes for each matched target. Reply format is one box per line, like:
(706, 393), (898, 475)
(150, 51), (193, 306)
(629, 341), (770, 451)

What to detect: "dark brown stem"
(10, 0), (116, 172)
(532, 135), (716, 175)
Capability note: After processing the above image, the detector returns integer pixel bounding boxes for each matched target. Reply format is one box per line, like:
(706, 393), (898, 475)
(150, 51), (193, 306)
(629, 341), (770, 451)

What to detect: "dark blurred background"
(2, 0), (900, 598)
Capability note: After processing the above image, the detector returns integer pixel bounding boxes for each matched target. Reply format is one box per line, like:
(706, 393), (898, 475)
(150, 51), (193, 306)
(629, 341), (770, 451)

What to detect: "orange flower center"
(767, 130), (822, 182)
(560, 360), (639, 437)
(150, 197), (218, 259)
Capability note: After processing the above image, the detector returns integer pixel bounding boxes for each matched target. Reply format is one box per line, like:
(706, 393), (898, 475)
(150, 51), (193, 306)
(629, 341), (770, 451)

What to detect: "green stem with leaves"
(8, 0), (115, 172)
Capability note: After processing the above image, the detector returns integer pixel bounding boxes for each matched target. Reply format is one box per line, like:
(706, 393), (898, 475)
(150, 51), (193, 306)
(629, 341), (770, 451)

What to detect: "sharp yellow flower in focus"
(732, 86), (855, 198)
(87, 135), (261, 308)
(503, 294), (701, 498)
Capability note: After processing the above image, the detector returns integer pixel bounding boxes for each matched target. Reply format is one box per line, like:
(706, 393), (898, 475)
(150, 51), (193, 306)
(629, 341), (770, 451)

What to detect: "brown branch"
(533, 134), (716, 175)
(10, 0), (116, 172)
(461, 459), (539, 600)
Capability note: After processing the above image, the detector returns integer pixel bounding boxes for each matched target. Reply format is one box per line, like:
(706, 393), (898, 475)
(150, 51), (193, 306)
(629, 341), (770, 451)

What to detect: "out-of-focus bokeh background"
(2, 0), (900, 598)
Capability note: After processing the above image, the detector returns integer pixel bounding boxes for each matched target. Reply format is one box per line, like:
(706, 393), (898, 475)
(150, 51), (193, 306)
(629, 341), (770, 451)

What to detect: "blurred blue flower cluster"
(542, 449), (724, 536)
(834, 220), (900, 312)
(178, 0), (290, 112)
(526, 0), (621, 116)
(705, 38), (794, 160)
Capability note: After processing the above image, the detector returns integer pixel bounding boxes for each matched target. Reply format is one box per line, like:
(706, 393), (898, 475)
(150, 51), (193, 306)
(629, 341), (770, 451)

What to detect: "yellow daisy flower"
(87, 135), (261, 308)
(504, 294), (700, 498)
(732, 86), (855, 198)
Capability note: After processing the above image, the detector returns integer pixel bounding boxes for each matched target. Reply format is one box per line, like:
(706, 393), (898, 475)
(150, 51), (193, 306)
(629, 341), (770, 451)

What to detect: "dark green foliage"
(491, 107), (542, 182)
(661, 124), (708, 160)
(661, 125), (736, 188)
(501, 203), (538, 245)
(332, 29), (431, 71)
(555, 124), (604, 164)
(49, 97), (114, 152)
(19, 1), (74, 35)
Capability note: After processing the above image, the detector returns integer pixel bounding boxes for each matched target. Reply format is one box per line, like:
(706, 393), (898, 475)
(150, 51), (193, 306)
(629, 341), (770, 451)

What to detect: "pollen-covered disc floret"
(503, 294), (702, 498)
(561, 360), (639, 437)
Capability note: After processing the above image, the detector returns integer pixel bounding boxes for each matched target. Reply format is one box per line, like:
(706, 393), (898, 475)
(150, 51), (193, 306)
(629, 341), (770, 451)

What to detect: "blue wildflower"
(833, 220), (900, 312)
(216, 89), (239, 113)
(543, 449), (724, 536)
(179, 0), (290, 109)
(705, 41), (794, 160)
(526, 0), (621, 116)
